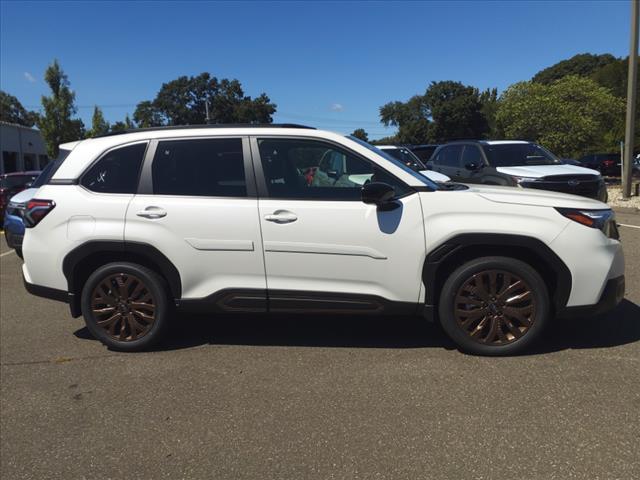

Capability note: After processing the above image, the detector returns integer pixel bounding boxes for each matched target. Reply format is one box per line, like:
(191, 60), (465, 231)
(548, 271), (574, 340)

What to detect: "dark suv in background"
(406, 144), (440, 164)
(426, 140), (607, 201)
(578, 153), (621, 177)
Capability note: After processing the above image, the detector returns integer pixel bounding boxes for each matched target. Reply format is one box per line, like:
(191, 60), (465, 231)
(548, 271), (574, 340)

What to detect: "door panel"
(252, 136), (426, 305)
(125, 136), (266, 302)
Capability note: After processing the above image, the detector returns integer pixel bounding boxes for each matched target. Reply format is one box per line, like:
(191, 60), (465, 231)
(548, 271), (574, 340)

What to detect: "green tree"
(110, 115), (134, 133)
(133, 73), (276, 126)
(351, 128), (369, 142)
(86, 106), (110, 137)
(379, 96), (430, 144)
(0, 91), (38, 126)
(495, 76), (625, 158)
(379, 81), (491, 144)
(424, 81), (490, 142)
(37, 60), (84, 157)
(532, 53), (617, 84)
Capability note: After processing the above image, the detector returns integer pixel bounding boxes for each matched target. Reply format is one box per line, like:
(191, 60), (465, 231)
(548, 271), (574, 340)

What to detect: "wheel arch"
(423, 233), (572, 316)
(62, 241), (182, 317)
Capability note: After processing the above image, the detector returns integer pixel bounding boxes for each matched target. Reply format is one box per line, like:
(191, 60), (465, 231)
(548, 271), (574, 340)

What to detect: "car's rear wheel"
(438, 256), (550, 356)
(81, 262), (170, 351)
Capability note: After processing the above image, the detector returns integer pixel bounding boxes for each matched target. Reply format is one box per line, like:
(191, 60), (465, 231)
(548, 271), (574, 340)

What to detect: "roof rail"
(93, 123), (315, 138)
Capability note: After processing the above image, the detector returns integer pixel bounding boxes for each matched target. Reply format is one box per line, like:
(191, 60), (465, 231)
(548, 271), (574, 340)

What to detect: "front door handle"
(264, 210), (298, 224)
(136, 206), (167, 219)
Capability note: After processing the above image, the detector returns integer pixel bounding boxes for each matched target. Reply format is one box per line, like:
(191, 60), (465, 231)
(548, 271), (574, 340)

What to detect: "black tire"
(15, 248), (23, 259)
(81, 262), (170, 351)
(438, 256), (550, 356)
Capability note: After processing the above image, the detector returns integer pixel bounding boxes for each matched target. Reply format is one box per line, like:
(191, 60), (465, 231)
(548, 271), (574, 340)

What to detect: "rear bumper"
(557, 275), (625, 318)
(23, 276), (80, 317)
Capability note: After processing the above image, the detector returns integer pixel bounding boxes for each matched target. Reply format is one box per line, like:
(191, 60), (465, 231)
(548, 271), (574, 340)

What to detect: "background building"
(0, 122), (48, 174)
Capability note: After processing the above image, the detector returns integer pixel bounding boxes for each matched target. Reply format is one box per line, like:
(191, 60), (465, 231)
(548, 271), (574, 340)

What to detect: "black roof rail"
(93, 123), (315, 138)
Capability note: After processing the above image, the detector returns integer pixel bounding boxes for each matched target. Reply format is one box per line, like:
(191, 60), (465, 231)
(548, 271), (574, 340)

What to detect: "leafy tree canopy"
(0, 91), (39, 127)
(495, 76), (625, 158)
(86, 106), (110, 138)
(36, 60), (85, 157)
(350, 128), (369, 142)
(133, 73), (276, 126)
(532, 53), (617, 85)
(380, 81), (492, 144)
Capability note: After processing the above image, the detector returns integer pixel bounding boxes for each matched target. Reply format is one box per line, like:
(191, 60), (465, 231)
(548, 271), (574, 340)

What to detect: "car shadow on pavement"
(74, 299), (640, 355)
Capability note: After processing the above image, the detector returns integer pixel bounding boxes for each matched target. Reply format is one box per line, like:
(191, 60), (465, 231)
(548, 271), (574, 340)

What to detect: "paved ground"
(1, 216), (639, 480)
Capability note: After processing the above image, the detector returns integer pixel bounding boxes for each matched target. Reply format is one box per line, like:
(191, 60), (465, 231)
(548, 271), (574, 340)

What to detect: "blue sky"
(0, 0), (633, 139)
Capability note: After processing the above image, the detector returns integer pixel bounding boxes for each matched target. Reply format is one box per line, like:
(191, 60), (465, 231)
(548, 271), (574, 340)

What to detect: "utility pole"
(623, 0), (639, 198)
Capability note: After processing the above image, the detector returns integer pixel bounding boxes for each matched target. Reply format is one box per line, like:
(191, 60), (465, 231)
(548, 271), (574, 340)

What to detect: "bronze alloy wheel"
(90, 273), (156, 342)
(454, 269), (536, 345)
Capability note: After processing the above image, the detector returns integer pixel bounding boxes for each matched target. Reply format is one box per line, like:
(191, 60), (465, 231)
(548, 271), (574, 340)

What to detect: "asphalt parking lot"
(1, 214), (639, 480)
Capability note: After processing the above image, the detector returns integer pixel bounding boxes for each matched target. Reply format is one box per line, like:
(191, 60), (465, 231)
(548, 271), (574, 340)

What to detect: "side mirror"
(362, 182), (395, 206)
(465, 162), (481, 171)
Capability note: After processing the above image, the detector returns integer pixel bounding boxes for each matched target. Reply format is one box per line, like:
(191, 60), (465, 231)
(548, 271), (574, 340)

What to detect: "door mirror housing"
(464, 162), (482, 171)
(362, 182), (396, 206)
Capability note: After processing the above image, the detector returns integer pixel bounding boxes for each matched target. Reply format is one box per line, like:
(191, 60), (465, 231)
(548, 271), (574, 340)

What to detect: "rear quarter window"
(81, 143), (147, 194)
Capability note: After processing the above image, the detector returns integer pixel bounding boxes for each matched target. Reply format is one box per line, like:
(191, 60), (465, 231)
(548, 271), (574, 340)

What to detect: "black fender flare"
(423, 233), (572, 311)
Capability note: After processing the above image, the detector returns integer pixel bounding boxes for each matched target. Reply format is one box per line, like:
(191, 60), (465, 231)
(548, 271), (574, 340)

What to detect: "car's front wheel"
(81, 262), (170, 351)
(438, 256), (550, 356)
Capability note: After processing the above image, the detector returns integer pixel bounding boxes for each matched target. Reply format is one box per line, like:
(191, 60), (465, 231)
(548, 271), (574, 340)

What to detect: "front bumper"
(557, 275), (625, 318)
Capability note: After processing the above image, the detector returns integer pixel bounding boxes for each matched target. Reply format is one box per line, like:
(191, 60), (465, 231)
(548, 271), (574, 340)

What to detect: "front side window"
(152, 138), (246, 197)
(461, 145), (483, 166)
(433, 146), (463, 168)
(258, 138), (411, 200)
(81, 143), (147, 193)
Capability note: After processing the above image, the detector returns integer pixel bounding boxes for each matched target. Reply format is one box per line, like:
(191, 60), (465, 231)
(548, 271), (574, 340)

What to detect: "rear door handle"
(264, 210), (298, 224)
(136, 206), (167, 219)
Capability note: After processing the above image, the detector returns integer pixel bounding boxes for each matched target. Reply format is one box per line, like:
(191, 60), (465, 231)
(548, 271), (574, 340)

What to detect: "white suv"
(21, 125), (625, 355)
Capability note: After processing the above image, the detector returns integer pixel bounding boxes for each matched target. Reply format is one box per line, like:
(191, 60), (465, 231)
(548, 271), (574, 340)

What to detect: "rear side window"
(152, 138), (246, 197)
(81, 143), (147, 193)
(461, 145), (483, 166)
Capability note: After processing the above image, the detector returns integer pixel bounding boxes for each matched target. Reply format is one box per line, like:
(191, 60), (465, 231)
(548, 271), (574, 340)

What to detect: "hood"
(468, 184), (607, 209)
(8, 188), (38, 205)
(496, 164), (600, 178)
(420, 170), (450, 182)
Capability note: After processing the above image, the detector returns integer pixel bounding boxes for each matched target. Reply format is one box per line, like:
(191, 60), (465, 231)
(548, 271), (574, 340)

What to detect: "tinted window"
(153, 138), (246, 197)
(411, 146), (438, 162)
(433, 146), (463, 167)
(382, 148), (426, 171)
(0, 174), (37, 189)
(461, 145), (483, 166)
(258, 138), (411, 200)
(81, 143), (147, 193)
(482, 143), (559, 167)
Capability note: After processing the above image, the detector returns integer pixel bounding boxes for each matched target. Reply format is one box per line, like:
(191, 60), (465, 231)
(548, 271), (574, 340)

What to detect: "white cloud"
(330, 103), (344, 112)
(24, 72), (36, 83)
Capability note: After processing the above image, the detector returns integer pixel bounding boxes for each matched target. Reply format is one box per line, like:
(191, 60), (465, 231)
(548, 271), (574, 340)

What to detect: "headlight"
(512, 176), (536, 186)
(555, 207), (619, 239)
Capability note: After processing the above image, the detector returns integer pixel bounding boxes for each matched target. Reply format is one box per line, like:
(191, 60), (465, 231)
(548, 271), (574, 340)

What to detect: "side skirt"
(178, 288), (418, 316)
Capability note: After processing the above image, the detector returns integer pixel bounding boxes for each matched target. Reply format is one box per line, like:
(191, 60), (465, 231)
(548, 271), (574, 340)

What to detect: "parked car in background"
(0, 171), (40, 221)
(578, 153), (621, 177)
(376, 145), (451, 183)
(3, 161), (61, 257)
(22, 125), (623, 356)
(406, 144), (440, 164)
(426, 140), (607, 202)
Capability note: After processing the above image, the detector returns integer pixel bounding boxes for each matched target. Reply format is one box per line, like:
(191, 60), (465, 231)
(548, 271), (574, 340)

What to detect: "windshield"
(381, 147), (426, 171)
(347, 136), (438, 190)
(482, 143), (560, 167)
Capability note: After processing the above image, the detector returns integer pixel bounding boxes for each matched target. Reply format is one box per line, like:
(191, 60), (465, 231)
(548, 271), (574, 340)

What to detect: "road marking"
(619, 223), (640, 229)
(0, 250), (15, 258)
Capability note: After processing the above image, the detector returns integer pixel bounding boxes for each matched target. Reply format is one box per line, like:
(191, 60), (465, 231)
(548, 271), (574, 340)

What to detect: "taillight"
(24, 199), (55, 228)
(603, 159), (615, 166)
